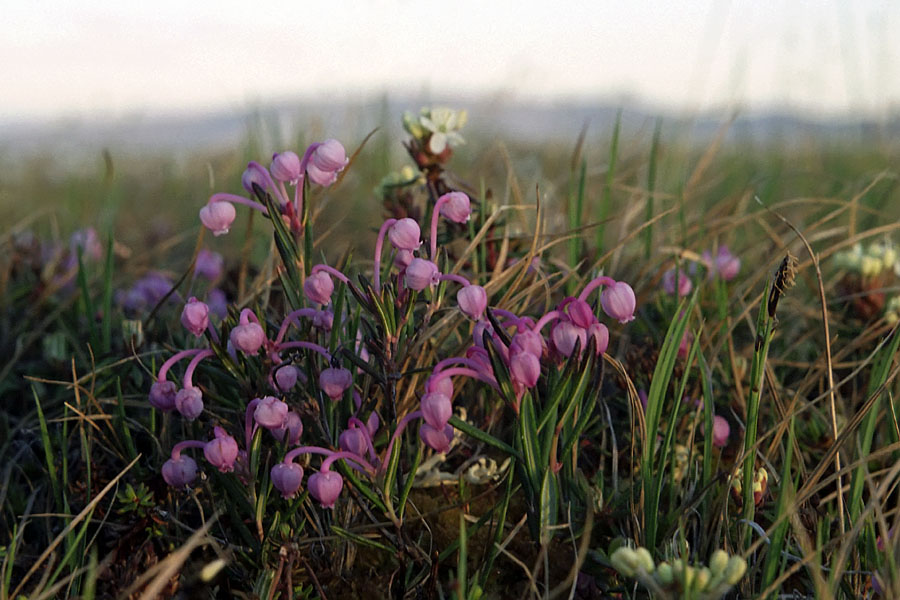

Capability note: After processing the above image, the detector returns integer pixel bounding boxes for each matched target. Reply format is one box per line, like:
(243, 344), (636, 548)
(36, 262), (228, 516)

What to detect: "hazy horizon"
(3, 0), (899, 124)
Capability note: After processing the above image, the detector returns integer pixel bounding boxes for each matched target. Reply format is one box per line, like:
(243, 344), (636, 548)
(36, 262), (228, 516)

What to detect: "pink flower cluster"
(662, 246), (741, 297)
(199, 140), (348, 236)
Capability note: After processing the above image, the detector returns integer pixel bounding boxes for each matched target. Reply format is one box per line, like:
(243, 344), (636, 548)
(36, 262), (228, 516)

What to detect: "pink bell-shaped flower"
(195, 249), (224, 281)
(308, 470), (344, 508)
(419, 423), (455, 454)
(230, 309), (266, 355)
(405, 258), (439, 291)
(567, 298), (595, 329)
(388, 218), (422, 251)
(712, 415), (730, 448)
(180, 297), (209, 337)
(426, 374), (454, 398)
(311, 139), (349, 172)
(394, 249), (414, 269)
(600, 281), (636, 323)
(457, 285), (487, 320)
(274, 365), (299, 392)
(438, 191), (472, 223)
(306, 163), (338, 186)
(254, 396), (289, 430)
(588, 322), (610, 355)
(149, 380), (177, 412)
(551, 320), (587, 358)
(366, 412), (380, 437)
(319, 367), (352, 400)
(271, 462), (304, 499)
(313, 310), (334, 331)
(304, 271), (334, 305)
(175, 387), (203, 421)
(241, 161), (270, 194)
(270, 151), (302, 183)
(510, 349), (541, 387)
(162, 455), (198, 487)
(339, 427), (368, 457)
(510, 330), (543, 359)
(199, 202), (236, 237)
(662, 268), (692, 298)
(420, 391), (452, 430)
(204, 426), (239, 472)
(715, 246), (741, 281)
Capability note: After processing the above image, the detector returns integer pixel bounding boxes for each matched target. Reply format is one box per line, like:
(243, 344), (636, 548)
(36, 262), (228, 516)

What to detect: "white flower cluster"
(609, 545), (747, 599)
(403, 107), (468, 155)
(834, 241), (898, 277)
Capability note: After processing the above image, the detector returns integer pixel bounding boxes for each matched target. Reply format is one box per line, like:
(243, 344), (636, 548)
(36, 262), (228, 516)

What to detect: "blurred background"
(2, 0), (899, 250)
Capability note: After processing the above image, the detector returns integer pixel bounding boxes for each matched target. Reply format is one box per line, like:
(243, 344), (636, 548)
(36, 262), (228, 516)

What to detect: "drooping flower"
(510, 349), (540, 387)
(270, 151), (302, 183)
(204, 427), (239, 472)
(319, 367), (352, 400)
(162, 455), (198, 487)
(551, 320), (587, 357)
(310, 139), (349, 172)
(304, 271), (334, 305)
(339, 427), (368, 457)
(175, 387), (203, 420)
(199, 202), (236, 236)
(180, 297), (209, 337)
(419, 423), (455, 453)
(438, 191), (472, 223)
(230, 309), (266, 355)
(420, 391), (452, 430)
(405, 258), (440, 291)
(662, 268), (692, 298)
(715, 246), (741, 281)
(388, 218), (422, 251)
(274, 365), (299, 392)
(195, 249), (224, 281)
(712, 415), (730, 448)
(457, 285), (487, 320)
(254, 396), (289, 430)
(308, 470), (343, 508)
(149, 380), (177, 412)
(271, 462), (304, 499)
(600, 281), (636, 323)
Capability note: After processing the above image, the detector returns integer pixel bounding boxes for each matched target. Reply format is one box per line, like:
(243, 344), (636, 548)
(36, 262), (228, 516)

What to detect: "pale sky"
(2, 0), (898, 122)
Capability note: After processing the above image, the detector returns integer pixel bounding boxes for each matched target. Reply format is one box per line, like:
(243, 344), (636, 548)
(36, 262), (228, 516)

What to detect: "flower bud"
(204, 427), (239, 472)
(199, 202), (236, 237)
(712, 415), (730, 448)
(319, 367), (352, 400)
(388, 218), (422, 251)
(281, 411), (304, 445)
(634, 547), (655, 573)
(308, 470), (343, 508)
(600, 281), (637, 323)
(162, 455), (198, 487)
(271, 462), (304, 499)
(405, 258), (439, 291)
(313, 310), (333, 331)
(195, 249), (224, 281)
(180, 297), (210, 337)
(438, 191), (472, 223)
(275, 365), (299, 391)
(609, 547), (639, 577)
(511, 329), (543, 358)
(421, 391), (452, 430)
(567, 298), (595, 329)
(149, 380), (178, 412)
(230, 309), (266, 355)
(426, 374), (454, 398)
(656, 562), (673, 585)
(270, 151), (301, 183)
(304, 271), (334, 305)
(394, 249), (414, 269)
(715, 246), (741, 281)
(510, 349), (540, 387)
(366, 412), (380, 436)
(419, 422), (455, 453)
(175, 387), (203, 420)
(241, 162), (270, 194)
(457, 285), (487, 320)
(663, 268), (693, 297)
(588, 322), (610, 355)
(254, 396), (289, 430)
(339, 427), (367, 457)
(306, 163), (338, 186)
(551, 320), (587, 357)
(723, 556), (747, 586)
(311, 139), (348, 172)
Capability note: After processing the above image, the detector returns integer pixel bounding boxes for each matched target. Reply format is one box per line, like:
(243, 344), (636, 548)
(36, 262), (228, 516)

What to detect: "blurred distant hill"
(2, 96), (897, 168)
